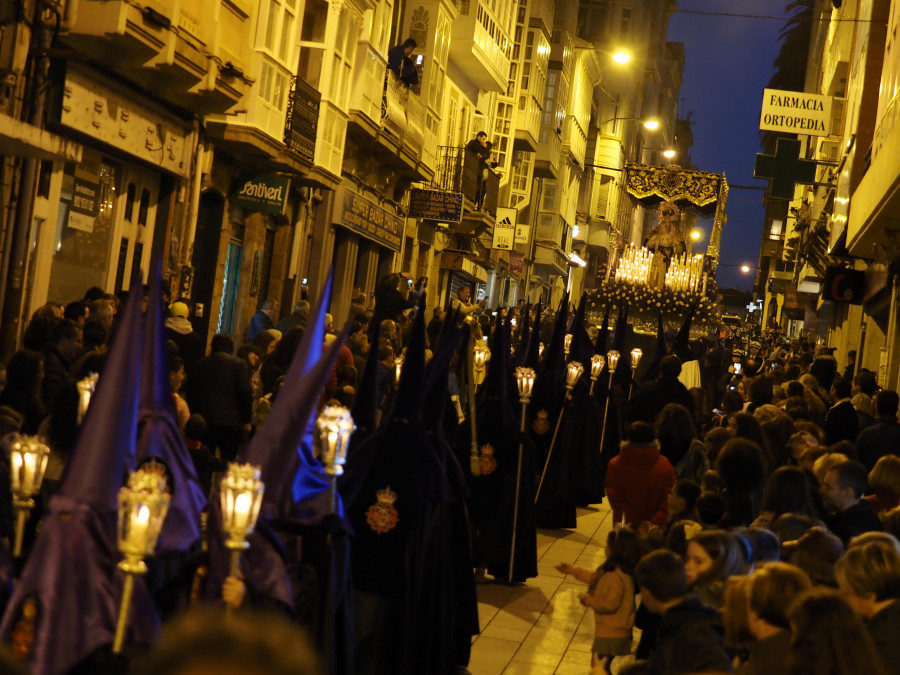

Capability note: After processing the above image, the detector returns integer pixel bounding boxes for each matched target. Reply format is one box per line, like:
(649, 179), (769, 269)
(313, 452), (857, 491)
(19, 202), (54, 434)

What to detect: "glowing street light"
(662, 148), (676, 159)
(741, 264), (752, 273)
(611, 51), (631, 64)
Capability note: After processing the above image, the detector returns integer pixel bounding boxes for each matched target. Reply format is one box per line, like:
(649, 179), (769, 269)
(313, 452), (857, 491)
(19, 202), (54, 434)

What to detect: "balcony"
(847, 94), (900, 256)
(425, 145), (499, 234)
(206, 73), (322, 178)
(344, 69), (433, 182)
(450, 0), (512, 92)
(284, 75), (320, 162)
(514, 95), (541, 153)
(561, 114), (587, 166)
(59, 0), (248, 114)
(534, 129), (560, 178)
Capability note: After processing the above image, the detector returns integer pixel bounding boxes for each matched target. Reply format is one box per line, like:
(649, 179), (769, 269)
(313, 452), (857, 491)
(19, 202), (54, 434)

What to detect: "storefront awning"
(0, 113), (82, 162)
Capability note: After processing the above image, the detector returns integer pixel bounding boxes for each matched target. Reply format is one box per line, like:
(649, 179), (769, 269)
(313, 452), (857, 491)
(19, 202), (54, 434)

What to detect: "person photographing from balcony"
(387, 38), (419, 86)
(466, 131), (492, 209)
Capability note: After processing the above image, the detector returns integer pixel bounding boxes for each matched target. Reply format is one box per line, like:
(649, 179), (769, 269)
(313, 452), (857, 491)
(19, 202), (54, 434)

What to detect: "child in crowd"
(556, 527), (642, 674)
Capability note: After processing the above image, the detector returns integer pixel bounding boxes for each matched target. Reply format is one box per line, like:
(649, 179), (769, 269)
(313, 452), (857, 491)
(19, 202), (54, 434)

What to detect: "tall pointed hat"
(137, 262), (206, 553)
(241, 269), (350, 521)
(593, 307), (610, 355)
(566, 292), (593, 367)
(524, 302), (542, 370)
(0, 280), (159, 673)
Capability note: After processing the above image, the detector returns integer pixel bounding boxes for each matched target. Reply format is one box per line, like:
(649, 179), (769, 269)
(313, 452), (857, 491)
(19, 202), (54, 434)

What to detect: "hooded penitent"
(1, 281), (158, 674)
(340, 294), (457, 674)
(474, 315), (538, 582)
(137, 263), (206, 555)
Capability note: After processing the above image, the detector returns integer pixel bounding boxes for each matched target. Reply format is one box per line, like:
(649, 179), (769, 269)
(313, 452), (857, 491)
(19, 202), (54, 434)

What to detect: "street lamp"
(611, 51), (631, 64)
(599, 116), (660, 131)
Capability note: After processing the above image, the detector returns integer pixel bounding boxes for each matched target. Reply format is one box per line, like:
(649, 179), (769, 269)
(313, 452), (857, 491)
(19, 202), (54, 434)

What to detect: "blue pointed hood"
(59, 280), (143, 509)
(240, 271), (346, 519)
(136, 263), (206, 553)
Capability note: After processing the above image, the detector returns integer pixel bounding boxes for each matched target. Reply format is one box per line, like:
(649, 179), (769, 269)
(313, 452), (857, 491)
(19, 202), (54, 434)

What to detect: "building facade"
(0, 0), (684, 356)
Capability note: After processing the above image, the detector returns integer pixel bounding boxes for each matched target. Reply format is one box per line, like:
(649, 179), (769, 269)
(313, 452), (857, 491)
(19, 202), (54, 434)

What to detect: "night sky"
(668, 1), (784, 292)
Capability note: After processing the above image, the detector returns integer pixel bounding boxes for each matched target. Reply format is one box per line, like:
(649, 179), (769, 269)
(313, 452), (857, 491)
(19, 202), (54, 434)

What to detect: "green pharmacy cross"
(754, 138), (817, 200)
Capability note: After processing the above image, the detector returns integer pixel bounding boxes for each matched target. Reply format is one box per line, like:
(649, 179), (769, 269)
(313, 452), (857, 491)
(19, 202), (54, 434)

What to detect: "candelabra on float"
(113, 467), (171, 653)
(509, 366), (535, 581)
(628, 348), (643, 400)
(315, 406), (356, 514)
(535, 361), (584, 503)
(598, 350), (620, 459)
(588, 354), (606, 397)
(8, 435), (50, 557)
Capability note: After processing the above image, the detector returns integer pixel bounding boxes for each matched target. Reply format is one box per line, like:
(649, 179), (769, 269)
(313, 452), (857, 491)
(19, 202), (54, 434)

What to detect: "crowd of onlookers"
(554, 330), (900, 674)
(6, 276), (900, 674)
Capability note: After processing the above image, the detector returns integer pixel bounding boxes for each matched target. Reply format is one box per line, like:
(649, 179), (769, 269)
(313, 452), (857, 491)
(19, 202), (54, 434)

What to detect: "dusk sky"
(668, 1), (785, 293)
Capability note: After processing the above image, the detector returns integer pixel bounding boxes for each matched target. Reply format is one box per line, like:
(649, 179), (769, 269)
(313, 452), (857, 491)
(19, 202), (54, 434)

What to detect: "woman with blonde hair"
(738, 562), (811, 674)
(835, 539), (900, 671)
(866, 455), (900, 514)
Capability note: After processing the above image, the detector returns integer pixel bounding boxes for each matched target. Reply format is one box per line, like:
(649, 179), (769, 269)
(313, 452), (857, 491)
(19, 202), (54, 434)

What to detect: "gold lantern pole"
(588, 354), (606, 397)
(113, 467), (171, 654)
(535, 361), (583, 503)
(75, 373), (98, 424)
(468, 327), (490, 476)
(598, 350), (620, 459)
(509, 366), (535, 581)
(628, 348), (643, 400)
(315, 406), (356, 515)
(8, 435), (50, 558)
(393, 355), (404, 384)
(563, 333), (573, 358)
(220, 463), (265, 581)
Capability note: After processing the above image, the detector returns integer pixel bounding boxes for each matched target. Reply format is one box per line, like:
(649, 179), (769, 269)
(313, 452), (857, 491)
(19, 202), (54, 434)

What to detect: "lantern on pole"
(316, 405), (356, 513)
(629, 348), (643, 400)
(509, 366), (536, 582)
(76, 372), (99, 424)
(588, 354), (606, 396)
(599, 350), (621, 461)
(113, 466), (171, 653)
(563, 333), (573, 357)
(7, 435), (50, 557)
(220, 463), (265, 577)
(536, 361), (584, 503)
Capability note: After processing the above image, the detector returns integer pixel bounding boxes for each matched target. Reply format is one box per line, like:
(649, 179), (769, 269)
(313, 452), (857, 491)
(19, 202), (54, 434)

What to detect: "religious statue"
(644, 201), (686, 288)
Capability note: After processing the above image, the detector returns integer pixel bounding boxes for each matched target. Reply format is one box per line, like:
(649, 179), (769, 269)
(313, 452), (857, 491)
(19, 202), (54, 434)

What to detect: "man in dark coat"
(367, 273), (416, 346)
(821, 459), (883, 546)
(855, 389), (900, 470)
(187, 333), (252, 461)
(636, 549), (732, 675)
(276, 300), (309, 333)
(248, 298), (277, 341)
(41, 319), (82, 412)
(824, 376), (859, 445)
(625, 354), (695, 425)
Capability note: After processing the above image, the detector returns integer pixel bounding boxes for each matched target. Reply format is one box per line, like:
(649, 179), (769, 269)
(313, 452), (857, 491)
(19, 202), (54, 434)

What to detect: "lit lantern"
(113, 466), (171, 653)
(8, 435), (50, 557)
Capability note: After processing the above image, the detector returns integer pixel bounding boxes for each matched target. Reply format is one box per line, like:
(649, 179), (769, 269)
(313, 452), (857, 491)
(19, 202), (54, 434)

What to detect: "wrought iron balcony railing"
(284, 75), (320, 161)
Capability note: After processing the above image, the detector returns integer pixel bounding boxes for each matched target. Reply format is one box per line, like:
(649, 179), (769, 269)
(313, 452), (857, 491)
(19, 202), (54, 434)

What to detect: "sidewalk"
(469, 502), (632, 675)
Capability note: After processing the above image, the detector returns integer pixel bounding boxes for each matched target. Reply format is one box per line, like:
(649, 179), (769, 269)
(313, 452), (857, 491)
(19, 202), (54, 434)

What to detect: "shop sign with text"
(335, 186), (402, 251)
(232, 173), (290, 214)
(759, 88), (833, 136)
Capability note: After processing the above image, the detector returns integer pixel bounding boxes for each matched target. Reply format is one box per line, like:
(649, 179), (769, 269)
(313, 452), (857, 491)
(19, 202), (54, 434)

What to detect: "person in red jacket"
(605, 421), (676, 529)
